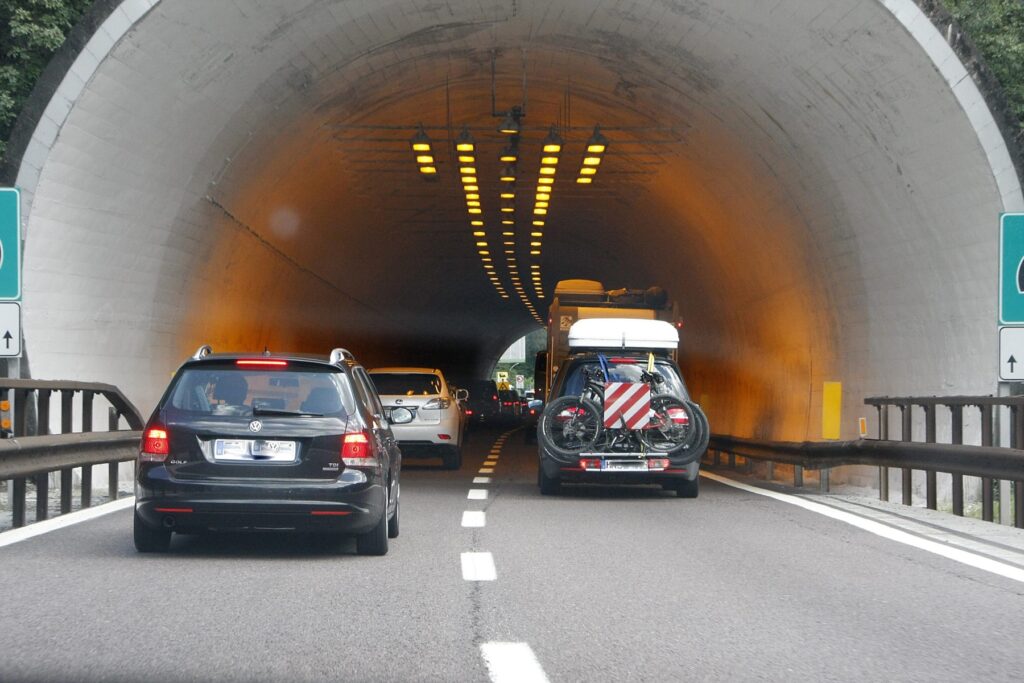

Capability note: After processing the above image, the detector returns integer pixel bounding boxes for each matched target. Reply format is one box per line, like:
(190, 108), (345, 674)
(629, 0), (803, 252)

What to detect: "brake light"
(666, 407), (690, 425)
(140, 427), (169, 462)
(609, 357), (639, 363)
(530, 409), (536, 416)
(492, 395), (498, 400)
(579, 458), (602, 470)
(236, 359), (288, 367)
(465, 409), (474, 416)
(342, 430), (378, 467)
(647, 458), (670, 470)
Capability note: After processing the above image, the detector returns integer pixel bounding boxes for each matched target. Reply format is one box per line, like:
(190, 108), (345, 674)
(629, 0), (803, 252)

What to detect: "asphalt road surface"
(1, 426), (1023, 682)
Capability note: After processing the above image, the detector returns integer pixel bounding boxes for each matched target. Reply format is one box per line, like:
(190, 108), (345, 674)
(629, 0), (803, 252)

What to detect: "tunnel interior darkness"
(14, 0), (1022, 445)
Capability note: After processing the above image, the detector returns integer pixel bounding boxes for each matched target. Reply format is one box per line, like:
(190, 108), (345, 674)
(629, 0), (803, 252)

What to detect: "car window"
(560, 359), (688, 400)
(164, 364), (355, 418)
(354, 368), (386, 417)
(370, 373), (441, 396)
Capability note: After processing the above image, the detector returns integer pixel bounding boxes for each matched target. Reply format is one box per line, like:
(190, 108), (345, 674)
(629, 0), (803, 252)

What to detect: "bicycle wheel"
(540, 396), (603, 457)
(639, 395), (699, 455)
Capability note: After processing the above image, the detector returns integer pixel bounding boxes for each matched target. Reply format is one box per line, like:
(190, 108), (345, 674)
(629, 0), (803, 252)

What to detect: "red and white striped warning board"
(603, 382), (651, 429)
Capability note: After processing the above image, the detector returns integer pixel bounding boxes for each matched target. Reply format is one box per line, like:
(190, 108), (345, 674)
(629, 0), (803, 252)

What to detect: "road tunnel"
(5, 0), (1021, 443)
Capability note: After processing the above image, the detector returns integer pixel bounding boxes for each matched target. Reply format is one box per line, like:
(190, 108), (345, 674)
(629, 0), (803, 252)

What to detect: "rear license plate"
(214, 439), (296, 462)
(602, 460), (646, 471)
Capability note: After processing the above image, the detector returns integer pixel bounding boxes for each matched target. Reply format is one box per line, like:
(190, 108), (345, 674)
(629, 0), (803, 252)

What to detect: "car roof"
(368, 367), (442, 375)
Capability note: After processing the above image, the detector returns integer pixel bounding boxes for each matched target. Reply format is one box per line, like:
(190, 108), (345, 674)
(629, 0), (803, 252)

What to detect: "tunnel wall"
(7, 0), (1022, 444)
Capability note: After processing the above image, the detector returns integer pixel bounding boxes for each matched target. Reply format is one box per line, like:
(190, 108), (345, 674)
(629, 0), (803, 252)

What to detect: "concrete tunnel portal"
(5, 0), (1023, 449)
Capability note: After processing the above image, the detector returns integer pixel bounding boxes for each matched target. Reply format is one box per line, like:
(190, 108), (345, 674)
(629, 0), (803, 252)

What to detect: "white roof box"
(568, 318), (679, 351)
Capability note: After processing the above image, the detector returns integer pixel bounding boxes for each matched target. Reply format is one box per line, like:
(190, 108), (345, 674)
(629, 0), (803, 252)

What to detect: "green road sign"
(1000, 214), (1024, 324)
(0, 189), (21, 300)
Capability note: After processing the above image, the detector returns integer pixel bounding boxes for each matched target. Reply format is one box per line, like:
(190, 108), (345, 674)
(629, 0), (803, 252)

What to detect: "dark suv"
(134, 346), (406, 555)
(537, 352), (708, 497)
(465, 379), (501, 424)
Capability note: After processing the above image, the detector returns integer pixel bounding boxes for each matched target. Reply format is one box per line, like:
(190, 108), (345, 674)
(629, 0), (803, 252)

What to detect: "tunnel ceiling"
(14, 0), (1023, 435)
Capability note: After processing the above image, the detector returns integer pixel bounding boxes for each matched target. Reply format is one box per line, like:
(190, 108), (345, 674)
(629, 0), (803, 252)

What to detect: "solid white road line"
(468, 489), (489, 500)
(480, 642), (549, 683)
(702, 471), (1024, 584)
(0, 496), (135, 548)
(473, 477), (492, 484)
(461, 551), (497, 580)
(462, 511), (486, 528)
(479, 468), (495, 474)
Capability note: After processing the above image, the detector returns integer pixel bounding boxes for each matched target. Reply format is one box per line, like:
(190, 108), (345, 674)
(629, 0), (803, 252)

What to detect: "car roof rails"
(192, 344), (212, 360)
(329, 348), (356, 365)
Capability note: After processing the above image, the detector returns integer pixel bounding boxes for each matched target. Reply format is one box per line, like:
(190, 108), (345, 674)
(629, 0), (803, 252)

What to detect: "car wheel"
(675, 477), (699, 499)
(356, 496), (389, 556)
(133, 510), (171, 553)
(442, 445), (462, 470)
(538, 465), (561, 495)
(387, 498), (400, 539)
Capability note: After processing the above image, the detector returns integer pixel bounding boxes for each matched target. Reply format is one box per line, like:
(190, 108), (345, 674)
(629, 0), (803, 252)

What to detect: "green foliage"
(0, 0), (93, 163)
(944, 0), (1024, 125)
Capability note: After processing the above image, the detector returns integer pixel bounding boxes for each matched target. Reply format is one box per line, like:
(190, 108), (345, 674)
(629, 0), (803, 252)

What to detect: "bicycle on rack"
(539, 359), (708, 458)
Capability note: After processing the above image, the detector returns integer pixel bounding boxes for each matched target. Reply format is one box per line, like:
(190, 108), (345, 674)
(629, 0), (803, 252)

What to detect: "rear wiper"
(252, 407), (323, 418)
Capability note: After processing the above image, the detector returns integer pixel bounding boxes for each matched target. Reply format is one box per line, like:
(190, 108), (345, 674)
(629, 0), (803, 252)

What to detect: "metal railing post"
(901, 403), (912, 506)
(12, 477), (26, 527)
(794, 465), (803, 487)
(981, 404), (994, 522)
(59, 389), (74, 514)
(950, 404), (964, 516)
(820, 468), (829, 493)
(108, 407), (121, 501)
(925, 404), (937, 510)
(878, 403), (889, 502)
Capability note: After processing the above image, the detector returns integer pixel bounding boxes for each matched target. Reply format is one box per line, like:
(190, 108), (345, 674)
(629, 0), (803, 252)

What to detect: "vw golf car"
(134, 346), (407, 555)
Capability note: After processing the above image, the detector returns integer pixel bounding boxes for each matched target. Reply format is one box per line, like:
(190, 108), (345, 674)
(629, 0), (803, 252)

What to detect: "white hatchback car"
(368, 367), (467, 469)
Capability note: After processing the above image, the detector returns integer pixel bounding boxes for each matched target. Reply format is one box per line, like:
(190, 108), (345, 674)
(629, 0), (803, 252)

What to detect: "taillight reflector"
(311, 510), (352, 516)
(140, 427), (169, 462)
(438, 434), (452, 440)
(236, 359), (288, 367)
(154, 507), (193, 513)
(342, 430), (378, 467)
(666, 407), (690, 425)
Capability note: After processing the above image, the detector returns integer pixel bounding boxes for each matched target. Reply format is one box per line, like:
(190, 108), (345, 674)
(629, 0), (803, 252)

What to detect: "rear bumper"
(392, 420), (460, 446)
(397, 441), (457, 458)
(136, 466), (384, 533)
(541, 454), (700, 484)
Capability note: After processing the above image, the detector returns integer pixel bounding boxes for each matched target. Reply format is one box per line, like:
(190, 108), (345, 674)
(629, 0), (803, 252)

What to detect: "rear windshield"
(370, 373), (441, 396)
(559, 359), (689, 400)
(164, 364), (355, 418)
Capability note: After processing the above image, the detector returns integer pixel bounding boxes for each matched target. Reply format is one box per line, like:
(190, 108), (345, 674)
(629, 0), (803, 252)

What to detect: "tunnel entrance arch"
(5, 0), (1021, 446)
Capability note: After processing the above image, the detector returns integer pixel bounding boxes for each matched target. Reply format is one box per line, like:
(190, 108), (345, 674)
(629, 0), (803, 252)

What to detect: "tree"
(0, 0), (93, 163)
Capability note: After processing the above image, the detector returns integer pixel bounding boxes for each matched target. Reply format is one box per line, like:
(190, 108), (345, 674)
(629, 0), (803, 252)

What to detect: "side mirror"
(390, 407), (414, 425)
(455, 389), (469, 401)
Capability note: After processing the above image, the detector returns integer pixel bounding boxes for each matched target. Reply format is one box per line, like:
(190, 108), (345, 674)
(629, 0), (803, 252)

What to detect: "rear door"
(159, 361), (356, 481)
(370, 372), (444, 425)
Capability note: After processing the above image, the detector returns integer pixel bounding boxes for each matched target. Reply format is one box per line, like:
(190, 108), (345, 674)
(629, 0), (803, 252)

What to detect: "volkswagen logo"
(248, 420), (263, 433)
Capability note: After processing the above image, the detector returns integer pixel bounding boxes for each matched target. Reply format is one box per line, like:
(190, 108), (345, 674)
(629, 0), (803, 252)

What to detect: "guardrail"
(707, 433), (1024, 529)
(0, 379), (143, 528)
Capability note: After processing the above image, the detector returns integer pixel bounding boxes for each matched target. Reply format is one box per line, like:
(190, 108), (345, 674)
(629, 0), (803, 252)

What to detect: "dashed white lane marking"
(0, 496), (135, 548)
(484, 461), (498, 468)
(473, 477), (492, 484)
(702, 471), (1024, 584)
(479, 468), (495, 474)
(462, 511), (486, 527)
(480, 642), (549, 682)
(461, 551), (497, 580)
(468, 489), (489, 500)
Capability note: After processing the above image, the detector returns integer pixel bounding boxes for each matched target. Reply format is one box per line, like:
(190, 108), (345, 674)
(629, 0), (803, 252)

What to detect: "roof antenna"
(263, 346), (270, 356)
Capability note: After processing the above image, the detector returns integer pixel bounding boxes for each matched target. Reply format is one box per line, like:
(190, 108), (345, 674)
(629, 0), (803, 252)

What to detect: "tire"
(356, 494), (389, 556)
(442, 445), (462, 471)
(387, 498), (400, 539)
(538, 465), (561, 495)
(638, 395), (700, 455)
(539, 396), (602, 457)
(675, 477), (699, 498)
(133, 510), (171, 553)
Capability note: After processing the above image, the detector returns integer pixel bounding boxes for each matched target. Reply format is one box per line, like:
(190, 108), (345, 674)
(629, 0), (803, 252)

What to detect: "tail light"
(342, 430), (379, 467)
(422, 398), (451, 410)
(236, 359), (288, 367)
(438, 433), (452, 440)
(666, 407), (690, 425)
(647, 458), (670, 470)
(140, 426), (170, 462)
(579, 458), (602, 470)
(492, 394), (498, 401)
(466, 409), (474, 416)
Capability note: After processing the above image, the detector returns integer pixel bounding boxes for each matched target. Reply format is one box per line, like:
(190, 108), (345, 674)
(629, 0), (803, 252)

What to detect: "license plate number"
(602, 460), (645, 471)
(214, 439), (296, 462)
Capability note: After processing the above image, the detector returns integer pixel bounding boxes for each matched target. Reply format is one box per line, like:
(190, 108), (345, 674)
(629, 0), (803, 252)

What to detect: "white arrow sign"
(999, 326), (1024, 380)
(0, 301), (20, 357)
